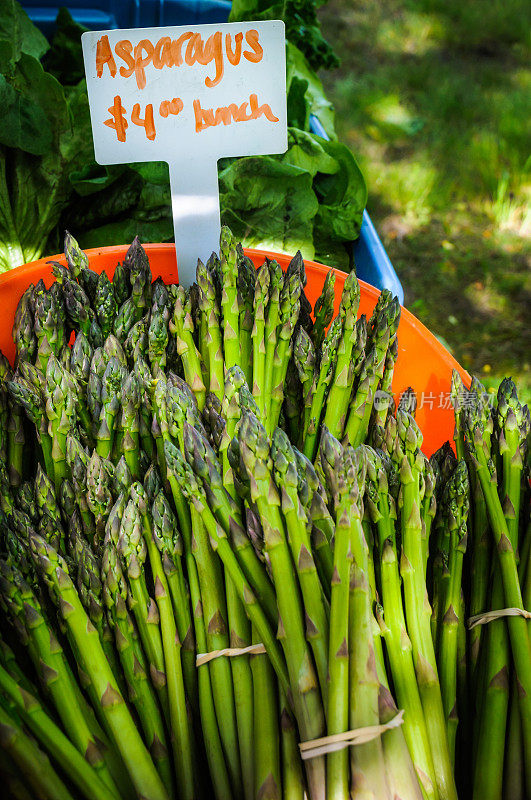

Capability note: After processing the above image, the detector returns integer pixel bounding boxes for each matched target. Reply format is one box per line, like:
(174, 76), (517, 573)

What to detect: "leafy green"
(220, 156), (318, 258)
(217, 129), (366, 269)
(0, 0), (366, 274)
(286, 42), (336, 138)
(42, 8), (86, 86)
(230, 0), (339, 72)
(0, 50), (93, 271)
(0, 0), (49, 70)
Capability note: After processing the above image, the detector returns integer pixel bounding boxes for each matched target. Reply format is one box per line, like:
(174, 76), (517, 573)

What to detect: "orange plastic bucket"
(0, 244), (470, 457)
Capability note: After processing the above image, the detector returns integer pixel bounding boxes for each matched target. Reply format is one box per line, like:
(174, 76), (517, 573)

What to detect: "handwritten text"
(96, 29), (263, 90)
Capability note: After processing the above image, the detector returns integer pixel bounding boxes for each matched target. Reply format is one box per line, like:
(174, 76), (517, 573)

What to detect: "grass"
(318, 0), (531, 400)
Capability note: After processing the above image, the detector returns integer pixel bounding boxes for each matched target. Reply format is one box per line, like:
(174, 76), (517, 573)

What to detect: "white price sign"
(82, 21), (287, 285)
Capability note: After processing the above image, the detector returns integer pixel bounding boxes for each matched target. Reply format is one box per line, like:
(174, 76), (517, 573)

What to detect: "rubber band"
(467, 607), (531, 629)
(298, 710), (405, 760)
(196, 643), (266, 666)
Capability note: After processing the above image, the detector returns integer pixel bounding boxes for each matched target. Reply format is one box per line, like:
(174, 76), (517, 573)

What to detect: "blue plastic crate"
(22, 1), (232, 35)
(23, 0), (403, 302)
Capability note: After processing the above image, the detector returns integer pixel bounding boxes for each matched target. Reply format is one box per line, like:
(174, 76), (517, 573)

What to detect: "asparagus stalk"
(197, 258), (225, 401)
(0, 701), (76, 800)
(220, 226), (240, 372)
(237, 411), (326, 800)
(170, 287), (206, 411)
(268, 271), (301, 433)
(101, 538), (174, 797)
(263, 258), (283, 410)
(271, 427), (329, 702)
(250, 629), (281, 800)
(251, 262), (270, 418)
(364, 447), (438, 800)
(29, 533), (169, 800)
(322, 270), (360, 440)
(394, 411), (458, 800)
(437, 461), (469, 766)
(463, 397), (531, 772)
(152, 490), (197, 714)
(302, 315), (342, 461)
(236, 246), (256, 388)
(312, 269), (336, 351)
(131, 482), (197, 800)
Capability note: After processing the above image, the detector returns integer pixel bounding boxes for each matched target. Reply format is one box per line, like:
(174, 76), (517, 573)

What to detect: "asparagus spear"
(117, 499), (170, 727)
(250, 629), (281, 800)
(95, 272), (118, 341)
(263, 259), (283, 408)
(219, 226), (240, 372)
(322, 270), (360, 440)
(271, 427), (329, 702)
(12, 284), (36, 366)
(29, 533), (169, 800)
(170, 287), (206, 411)
(236, 246), (256, 388)
(251, 261), (270, 418)
(394, 411), (458, 800)
(131, 482), (197, 800)
(302, 315), (342, 461)
(237, 411), (326, 800)
(197, 258), (224, 401)
(364, 447), (438, 800)
(0, 701), (76, 800)
(312, 269), (336, 351)
(268, 270), (301, 433)
(437, 461), (469, 766)
(101, 537), (174, 797)
(44, 354), (77, 492)
(319, 429), (353, 800)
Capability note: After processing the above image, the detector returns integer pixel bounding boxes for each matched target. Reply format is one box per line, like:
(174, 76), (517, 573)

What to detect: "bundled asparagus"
(0, 228), (528, 800)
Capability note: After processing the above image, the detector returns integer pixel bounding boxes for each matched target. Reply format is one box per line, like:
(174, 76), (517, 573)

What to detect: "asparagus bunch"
(0, 228), (529, 800)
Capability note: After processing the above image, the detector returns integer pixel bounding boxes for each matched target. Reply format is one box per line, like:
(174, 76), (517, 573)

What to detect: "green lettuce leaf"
(229, 0), (338, 72)
(0, 0), (49, 71)
(219, 156), (317, 258)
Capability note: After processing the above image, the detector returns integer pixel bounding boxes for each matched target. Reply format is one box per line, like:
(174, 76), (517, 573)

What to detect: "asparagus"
(0, 661), (120, 800)
(29, 533), (169, 800)
(251, 261), (270, 418)
(219, 226), (240, 372)
(302, 315), (342, 461)
(364, 447), (437, 800)
(263, 259), (283, 408)
(312, 269), (336, 351)
(394, 411), (458, 800)
(321, 431), (354, 800)
(152, 490), (197, 713)
(322, 270), (360, 440)
(236, 246), (256, 388)
(100, 538), (173, 797)
(437, 461), (469, 766)
(130, 483), (196, 800)
(250, 629), (281, 800)
(117, 499), (170, 727)
(268, 270), (301, 432)
(463, 396), (531, 773)
(12, 284), (36, 365)
(0, 701), (76, 800)
(236, 411), (326, 800)
(170, 287), (206, 411)
(271, 427), (329, 702)
(197, 258), (224, 400)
